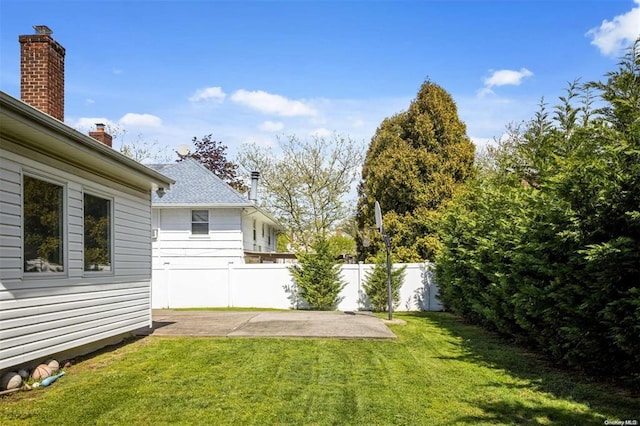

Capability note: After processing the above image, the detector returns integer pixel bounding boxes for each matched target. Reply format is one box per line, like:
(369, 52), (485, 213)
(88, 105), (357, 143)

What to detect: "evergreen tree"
(357, 80), (475, 262)
(362, 252), (406, 312)
(289, 238), (346, 310)
(436, 39), (640, 385)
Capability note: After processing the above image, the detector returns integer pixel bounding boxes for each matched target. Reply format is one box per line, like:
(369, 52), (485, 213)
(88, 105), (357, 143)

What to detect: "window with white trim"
(253, 219), (257, 241)
(84, 193), (112, 271)
(23, 175), (64, 273)
(191, 210), (209, 234)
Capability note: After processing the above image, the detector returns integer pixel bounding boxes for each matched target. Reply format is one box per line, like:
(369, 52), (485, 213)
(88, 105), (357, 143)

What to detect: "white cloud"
(230, 89), (317, 116)
(85, 98), (95, 105)
(72, 117), (115, 132)
(259, 120), (284, 132)
(586, 0), (640, 56)
(483, 68), (534, 88)
(119, 113), (163, 127)
(189, 86), (226, 103)
(477, 68), (534, 97)
(310, 127), (332, 138)
(476, 87), (495, 98)
(113, 69), (123, 75)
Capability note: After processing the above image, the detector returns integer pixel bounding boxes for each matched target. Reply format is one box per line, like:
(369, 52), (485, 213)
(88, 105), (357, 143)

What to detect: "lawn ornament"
(41, 371), (65, 387)
(47, 359), (59, 374)
(32, 364), (51, 381)
(0, 372), (22, 390)
(17, 369), (30, 380)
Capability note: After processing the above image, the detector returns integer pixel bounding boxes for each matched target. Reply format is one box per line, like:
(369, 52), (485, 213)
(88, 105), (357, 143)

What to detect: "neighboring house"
(147, 158), (285, 269)
(0, 27), (174, 372)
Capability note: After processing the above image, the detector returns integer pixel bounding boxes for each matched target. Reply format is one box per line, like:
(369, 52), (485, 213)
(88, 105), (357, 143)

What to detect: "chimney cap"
(33, 25), (53, 35)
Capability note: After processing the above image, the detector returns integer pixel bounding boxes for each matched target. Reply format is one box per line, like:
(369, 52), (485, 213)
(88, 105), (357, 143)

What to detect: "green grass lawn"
(1, 313), (638, 425)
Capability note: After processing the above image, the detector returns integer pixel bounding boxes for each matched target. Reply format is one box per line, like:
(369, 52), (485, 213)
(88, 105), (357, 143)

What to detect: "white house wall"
(0, 148), (153, 371)
(241, 213), (277, 253)
(152, 207), (245, 268)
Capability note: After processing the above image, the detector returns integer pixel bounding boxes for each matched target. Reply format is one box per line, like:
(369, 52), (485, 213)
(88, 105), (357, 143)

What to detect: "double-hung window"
(23, 175), (64, 273)
(84, 193), (112, 271)
(191, 210), (209, 235)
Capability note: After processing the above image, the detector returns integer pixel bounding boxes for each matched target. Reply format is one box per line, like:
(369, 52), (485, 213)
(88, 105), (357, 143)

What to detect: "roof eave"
(0, 91), (174, 190)
(153, 203), (256, 208)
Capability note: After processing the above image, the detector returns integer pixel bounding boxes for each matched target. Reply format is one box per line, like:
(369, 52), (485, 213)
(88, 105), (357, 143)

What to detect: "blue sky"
(1, 0), (639, 160)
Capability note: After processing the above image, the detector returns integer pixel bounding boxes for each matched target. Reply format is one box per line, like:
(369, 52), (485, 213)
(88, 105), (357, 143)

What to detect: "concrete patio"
(134, 309), (400, 339)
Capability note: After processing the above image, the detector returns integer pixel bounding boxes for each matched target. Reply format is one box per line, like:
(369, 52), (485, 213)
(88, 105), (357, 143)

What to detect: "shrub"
(436, 40), (640, 386)
(362, 252), (406, 312)
(289, 239), (346, 310)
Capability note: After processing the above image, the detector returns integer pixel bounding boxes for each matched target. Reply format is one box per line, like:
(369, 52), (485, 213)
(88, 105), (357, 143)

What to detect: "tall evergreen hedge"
(436, 41), (640, 386)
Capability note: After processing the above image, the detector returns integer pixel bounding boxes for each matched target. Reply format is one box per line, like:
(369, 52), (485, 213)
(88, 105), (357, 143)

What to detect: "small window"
(23, 175), (64, 273)
(253, 219), (257, 241)
(192, 210), (209, 234)
(261, 223), (265, 237)
(84, 193), (112, 271)
(268, 226), (271, 245)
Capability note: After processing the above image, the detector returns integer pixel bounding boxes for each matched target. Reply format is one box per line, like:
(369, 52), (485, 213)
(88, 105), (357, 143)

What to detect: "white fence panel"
(230, 264), (293, 309)
(151, 262), (442, 311)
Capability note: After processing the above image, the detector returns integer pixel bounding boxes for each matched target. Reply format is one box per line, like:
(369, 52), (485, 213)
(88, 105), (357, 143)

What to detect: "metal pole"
(384, 234), (393, 320)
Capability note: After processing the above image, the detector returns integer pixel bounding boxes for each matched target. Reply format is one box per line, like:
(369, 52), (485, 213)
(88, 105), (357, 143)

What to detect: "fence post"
(358, 261), (364, 311)
(424, 261), (431, 311)
(227, 262), (233, 308)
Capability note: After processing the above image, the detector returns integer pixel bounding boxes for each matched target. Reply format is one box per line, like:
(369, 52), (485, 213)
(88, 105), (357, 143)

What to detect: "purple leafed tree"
(177, 134), (248, 193)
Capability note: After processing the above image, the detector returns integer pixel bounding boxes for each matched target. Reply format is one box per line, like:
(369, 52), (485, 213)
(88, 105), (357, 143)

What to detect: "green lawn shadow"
(400, 312), (640, 424)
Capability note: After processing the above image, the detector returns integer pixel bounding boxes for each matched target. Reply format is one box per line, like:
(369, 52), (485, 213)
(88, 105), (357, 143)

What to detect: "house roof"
(0, 91), (174, 193)
(148, 158), (285, 231)
(148, 158), (253, 206)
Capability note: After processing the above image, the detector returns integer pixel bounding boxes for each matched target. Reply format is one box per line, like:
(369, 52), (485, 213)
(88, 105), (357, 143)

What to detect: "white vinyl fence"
(151, 262), (442, 311)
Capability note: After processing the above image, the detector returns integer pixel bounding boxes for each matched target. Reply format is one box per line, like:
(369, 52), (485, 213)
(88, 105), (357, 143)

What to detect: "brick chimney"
(19, 25), (65, 121)
(89, 123), (113, 147)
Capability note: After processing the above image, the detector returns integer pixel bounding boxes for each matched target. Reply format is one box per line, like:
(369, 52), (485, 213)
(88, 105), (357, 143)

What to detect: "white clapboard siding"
(0, 157), (22, 284)
(0, 291), (147, 324)
(1, 301), (147, 341)
(0, 315), (149, 370)
(0, 282), (150, 309)
(67, 184), (84, 276)
(0, 147), (154, 371)
(153, 207), (245, 266)
(241, 214), (277, 252)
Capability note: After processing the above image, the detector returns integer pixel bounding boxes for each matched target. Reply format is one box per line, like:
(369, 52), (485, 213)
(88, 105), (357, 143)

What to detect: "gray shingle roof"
(148, 158), (251, 205)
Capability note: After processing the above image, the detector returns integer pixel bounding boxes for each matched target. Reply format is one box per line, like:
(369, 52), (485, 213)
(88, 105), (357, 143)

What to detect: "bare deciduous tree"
(237, 133), (364, 251)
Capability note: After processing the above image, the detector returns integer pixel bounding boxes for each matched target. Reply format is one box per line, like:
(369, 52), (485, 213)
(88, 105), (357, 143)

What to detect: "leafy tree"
(357, 80), (475, 262)
(326, 233), (356, 261)
(289, 238), (346, 310)
(436, 39), (640, 385)
(237, 134), (364, 250)
(362, 252), (406, 312)
(107, 125), (172, 163)
(178, 134), (247, 192)
(276, 233), (291, 253)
